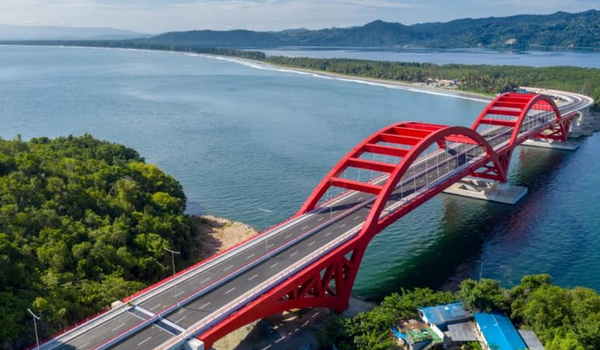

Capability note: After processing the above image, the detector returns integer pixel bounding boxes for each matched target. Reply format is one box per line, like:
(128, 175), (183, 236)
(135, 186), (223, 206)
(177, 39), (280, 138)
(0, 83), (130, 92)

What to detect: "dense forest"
(0, 135), (197, 349)
(145, 10), (600, 50)
(264, 56), (600, 110)
(318, 275), (600, 350)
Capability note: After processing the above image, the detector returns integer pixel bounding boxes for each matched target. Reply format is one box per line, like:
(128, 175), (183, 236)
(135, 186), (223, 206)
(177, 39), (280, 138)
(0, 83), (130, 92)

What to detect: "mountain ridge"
(145, 10), (600, 50)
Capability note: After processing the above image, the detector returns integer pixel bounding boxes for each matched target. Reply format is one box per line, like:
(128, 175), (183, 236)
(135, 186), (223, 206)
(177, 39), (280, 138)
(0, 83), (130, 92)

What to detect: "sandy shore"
(191, 215), (258, 259)
(196, 53), (494, 103)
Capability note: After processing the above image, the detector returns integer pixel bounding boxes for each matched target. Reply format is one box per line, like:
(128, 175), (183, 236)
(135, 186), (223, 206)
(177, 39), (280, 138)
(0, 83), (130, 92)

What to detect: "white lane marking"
(340, 223), (346, 229)
(175, 316), (187, 324)
(267, 243), (274, 248)
(150, 304), (162, 311)
(275, 336), (286, 343)
(246, 253), (256, 260)
(224, 265), (233, 272)
(248, 274), (259, 281)
(174, 291), (185, 298)
(353, 215), (360, 220)
(137, 337), (152, 346)
(225, 287), (236, 294)
(270, 262), (280, 268)
(80, 342), (90, 348)
(261, 345), (272, 350)
(308, 241), (316, 247)
(358, 197), (364, 200)
(325, 231), (332, 237)
(317, 217), (324, 222)
(290, 251), (298, 257)
(199, 302), (211, 310)
(284, 233), (292, 239)
(302, 225), (309, 230)
(200, 277), (211, 284)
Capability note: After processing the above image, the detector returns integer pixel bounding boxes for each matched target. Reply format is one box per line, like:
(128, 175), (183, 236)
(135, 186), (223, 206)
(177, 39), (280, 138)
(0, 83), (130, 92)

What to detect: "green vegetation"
(317, 275), (600, 350)
(263, 56), (600, 110)
(140, 10), (600, 51)
(0, 135), (197, 348)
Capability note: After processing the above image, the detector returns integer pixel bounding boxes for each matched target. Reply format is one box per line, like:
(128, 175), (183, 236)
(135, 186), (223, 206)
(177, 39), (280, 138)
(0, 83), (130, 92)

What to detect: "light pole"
(27, 308), (41, 350)
(479, 258), (484, 282)
(258, 207), (272, 255)
(164, 247), (181, 275)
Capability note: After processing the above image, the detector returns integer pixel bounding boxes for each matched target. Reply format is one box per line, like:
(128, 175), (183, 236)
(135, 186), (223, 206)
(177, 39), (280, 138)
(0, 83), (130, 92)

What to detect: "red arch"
(472, 92), (563, 151)
(199, 124), (505, 348)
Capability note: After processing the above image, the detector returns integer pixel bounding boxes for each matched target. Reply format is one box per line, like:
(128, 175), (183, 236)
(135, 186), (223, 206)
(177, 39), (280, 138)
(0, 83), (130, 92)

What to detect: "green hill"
(145, 10), (600, 50)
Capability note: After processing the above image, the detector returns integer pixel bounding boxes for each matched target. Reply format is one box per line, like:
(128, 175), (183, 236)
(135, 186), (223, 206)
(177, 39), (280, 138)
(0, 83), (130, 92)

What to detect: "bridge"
(31, 88), (593, 350)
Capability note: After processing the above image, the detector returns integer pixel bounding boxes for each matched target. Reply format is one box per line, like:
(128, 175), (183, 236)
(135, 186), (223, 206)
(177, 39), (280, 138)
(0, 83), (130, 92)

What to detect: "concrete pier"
(184, 339), (205, 350)
(522, 139), (580, 151)
(444, 177), (528, 205)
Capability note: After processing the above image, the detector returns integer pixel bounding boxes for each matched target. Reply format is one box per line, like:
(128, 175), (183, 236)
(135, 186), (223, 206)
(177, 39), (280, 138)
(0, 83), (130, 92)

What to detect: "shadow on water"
(358, 146), (571, 301)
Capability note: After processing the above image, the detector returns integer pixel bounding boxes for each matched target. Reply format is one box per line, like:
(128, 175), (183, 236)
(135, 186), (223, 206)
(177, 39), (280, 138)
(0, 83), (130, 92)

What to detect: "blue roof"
(418, 302), (471, 327)
(474, 312), (527, 350)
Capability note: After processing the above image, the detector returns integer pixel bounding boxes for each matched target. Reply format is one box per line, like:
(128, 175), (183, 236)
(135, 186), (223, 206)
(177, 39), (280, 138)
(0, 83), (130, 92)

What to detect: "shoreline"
(3, 43), (493, 104)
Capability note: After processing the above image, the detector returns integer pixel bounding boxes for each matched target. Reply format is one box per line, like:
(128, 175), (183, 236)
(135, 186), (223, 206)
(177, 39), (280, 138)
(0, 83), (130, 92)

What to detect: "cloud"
(0, 0), (598, 33)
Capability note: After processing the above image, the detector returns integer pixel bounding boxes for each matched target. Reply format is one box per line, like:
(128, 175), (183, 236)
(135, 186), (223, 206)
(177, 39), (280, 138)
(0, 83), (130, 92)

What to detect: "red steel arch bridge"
(31, 89), (593, 350)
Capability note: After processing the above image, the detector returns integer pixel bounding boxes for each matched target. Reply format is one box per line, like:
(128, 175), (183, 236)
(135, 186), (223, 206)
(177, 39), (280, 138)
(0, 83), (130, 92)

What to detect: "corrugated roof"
(418, 302), (471, 327)
(475, 312), (527, 350)
(518, 330), (545, 350)
(448, 322), (478, 342)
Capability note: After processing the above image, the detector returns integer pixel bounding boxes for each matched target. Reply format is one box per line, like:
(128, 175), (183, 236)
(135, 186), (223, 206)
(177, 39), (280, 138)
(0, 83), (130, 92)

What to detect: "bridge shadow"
(356, 146), (570, 300)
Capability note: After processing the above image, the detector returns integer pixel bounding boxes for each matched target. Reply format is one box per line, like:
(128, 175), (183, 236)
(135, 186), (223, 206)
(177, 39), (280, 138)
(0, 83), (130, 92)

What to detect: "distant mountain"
(0, 24), (149, 41)
(144, 10), (600, 50)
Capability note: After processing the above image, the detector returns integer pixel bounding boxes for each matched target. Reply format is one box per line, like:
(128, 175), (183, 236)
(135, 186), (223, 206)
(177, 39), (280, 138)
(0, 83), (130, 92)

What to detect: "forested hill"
(0, 135), (197, 348)
(145, 10), (600, 50)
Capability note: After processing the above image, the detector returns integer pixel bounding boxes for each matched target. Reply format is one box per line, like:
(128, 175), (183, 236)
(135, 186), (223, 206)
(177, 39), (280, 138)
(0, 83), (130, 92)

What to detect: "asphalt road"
(49, 94), (588, 350)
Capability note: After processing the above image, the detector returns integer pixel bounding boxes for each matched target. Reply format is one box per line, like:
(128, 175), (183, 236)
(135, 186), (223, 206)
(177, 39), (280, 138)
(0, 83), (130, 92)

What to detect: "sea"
(1, 45), (598, 300)
(261, 46), (600, 68)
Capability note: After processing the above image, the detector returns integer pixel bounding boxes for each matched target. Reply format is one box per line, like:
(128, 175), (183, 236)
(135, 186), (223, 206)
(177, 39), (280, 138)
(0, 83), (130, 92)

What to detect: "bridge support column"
(183, 338), (205, 350)
(443, 177), (527, 205)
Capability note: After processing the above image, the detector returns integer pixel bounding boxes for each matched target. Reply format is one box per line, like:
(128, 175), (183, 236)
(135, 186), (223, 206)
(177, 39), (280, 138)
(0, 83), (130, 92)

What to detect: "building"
(518, 330), (545, 350)
(418, 302), (473, 340)
(406, 303), (544, 350)
(474, 312), (528, 350)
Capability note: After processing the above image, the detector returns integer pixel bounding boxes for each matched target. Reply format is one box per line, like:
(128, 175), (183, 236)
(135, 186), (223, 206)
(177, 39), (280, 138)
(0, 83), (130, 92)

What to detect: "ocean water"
(1, 45), (598, 299)
(261, 47), (600, 68)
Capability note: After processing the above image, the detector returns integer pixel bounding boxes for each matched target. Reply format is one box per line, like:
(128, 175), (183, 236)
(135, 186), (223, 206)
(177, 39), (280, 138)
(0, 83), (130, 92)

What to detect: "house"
(474, 312), (528, 350)
(418, 302), (473, 340)
(408, 303), (544, 350)
(518, 330), (545, 350)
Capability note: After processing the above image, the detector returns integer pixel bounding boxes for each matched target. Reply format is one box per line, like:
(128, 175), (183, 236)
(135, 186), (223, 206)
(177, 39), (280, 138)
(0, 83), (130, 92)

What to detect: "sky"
(0, 0), (599, 34)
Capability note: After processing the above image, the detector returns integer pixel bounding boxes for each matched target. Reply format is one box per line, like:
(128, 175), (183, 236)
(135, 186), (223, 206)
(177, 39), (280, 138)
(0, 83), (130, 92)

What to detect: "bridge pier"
(521, 139), (580, 151)
(183, 338), (205, 350)
(443, 177), (528, 205)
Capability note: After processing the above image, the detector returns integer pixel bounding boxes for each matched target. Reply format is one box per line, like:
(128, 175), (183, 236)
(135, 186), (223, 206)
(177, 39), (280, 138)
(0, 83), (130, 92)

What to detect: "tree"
(459, 279), (505, 312)
(0, 135), (197, 348)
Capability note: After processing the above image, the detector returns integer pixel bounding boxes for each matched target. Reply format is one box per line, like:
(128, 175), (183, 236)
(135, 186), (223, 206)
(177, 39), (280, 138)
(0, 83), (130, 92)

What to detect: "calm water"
(1, 45), (599, 300)
(262, 47), (600, 68)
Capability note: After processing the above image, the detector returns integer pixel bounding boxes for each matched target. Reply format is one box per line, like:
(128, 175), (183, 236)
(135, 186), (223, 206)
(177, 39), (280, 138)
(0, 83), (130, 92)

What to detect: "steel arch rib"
(199, 125), (503, 348)
(362, 125), (502, 235)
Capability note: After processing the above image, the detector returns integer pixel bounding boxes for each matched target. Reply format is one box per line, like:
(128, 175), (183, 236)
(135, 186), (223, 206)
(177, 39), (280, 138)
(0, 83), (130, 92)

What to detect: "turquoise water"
(1, 45), (598, 299)
(262, 47), (600, 68)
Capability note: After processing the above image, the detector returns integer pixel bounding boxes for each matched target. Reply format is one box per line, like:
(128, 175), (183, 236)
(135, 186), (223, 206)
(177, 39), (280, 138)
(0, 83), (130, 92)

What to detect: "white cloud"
(0, 0), (597, 33)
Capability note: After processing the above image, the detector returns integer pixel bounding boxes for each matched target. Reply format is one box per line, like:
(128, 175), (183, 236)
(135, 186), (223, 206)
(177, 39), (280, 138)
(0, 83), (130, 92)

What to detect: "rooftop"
(418, 302), (471, 328)
(474, 312), (528, 350)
